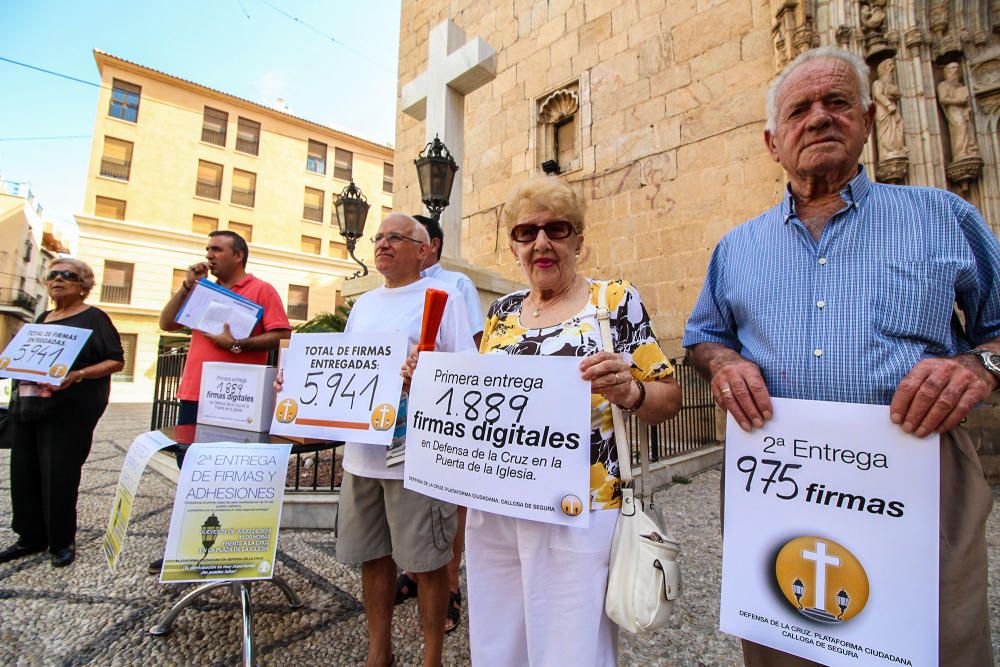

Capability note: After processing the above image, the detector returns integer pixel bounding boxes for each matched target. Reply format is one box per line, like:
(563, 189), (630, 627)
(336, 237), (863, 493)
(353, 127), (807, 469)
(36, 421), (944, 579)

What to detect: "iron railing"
(231, 190), (255, 207)
(236, 137), (259, 155)
(100, 283), (132, 304)
(196, 181), (222, 200)
(201, 127), (226, 146)
(303, 204), (323, 222)
(99, 159), (131, 180)
(150, 348), (187, 431)
(624, 359), (718, 467)
(287, 303), (308, 320)
(0, 288), (38, 312)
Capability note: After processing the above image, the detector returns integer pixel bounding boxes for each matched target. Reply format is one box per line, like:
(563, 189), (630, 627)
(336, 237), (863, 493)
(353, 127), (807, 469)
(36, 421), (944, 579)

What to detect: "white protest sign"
(405, 352), (591, 527)
(720, 397), (938, 666)
(160, 442), (291, 583)
(103, 431), (176, 571)
(0, 323), (92, 383)
(270, 332), (407, 444)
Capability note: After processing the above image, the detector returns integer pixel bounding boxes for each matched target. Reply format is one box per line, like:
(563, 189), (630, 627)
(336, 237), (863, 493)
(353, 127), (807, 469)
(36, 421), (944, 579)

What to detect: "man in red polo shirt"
(159, 230), (291, 424)
(150, 230), (290, 574)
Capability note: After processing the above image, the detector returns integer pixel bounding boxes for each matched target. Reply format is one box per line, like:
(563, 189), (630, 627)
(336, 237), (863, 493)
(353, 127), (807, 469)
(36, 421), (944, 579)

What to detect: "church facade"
(392, 0), (1000, 459)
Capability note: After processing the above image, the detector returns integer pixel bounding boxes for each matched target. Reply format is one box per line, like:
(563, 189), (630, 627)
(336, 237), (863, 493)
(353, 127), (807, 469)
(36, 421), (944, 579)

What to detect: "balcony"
(201, 127), (226, 147)
(101, 283), (132, 305)
(100, 159), (131, 180)
(0, 288), (38, 313)
(196, 181), (222, 200)
(231, 189), (256, 208)
(303, 205), (323, 222)
(236, 137), (259, 155)
(287, 303), (308, 320)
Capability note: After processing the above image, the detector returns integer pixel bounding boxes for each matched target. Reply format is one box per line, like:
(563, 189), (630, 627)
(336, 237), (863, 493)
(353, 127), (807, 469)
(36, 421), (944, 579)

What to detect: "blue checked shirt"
(683, 167), (1000, 405)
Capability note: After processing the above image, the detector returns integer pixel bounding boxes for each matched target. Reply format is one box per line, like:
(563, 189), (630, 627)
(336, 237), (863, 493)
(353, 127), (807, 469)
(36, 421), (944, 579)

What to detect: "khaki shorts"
(336, 472), (457, 573)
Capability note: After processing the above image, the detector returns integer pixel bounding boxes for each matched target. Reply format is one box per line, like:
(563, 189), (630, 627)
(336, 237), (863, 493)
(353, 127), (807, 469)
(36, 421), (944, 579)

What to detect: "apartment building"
(77, 50), (393, 402)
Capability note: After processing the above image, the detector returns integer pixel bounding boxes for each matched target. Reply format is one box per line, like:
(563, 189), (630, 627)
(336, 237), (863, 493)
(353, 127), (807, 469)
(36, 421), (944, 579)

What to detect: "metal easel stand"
(149, 576), (303, 667)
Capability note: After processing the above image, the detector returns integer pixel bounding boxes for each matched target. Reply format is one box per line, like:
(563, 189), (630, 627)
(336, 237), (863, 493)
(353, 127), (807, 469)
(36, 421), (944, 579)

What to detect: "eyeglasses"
(510, 220), (578, 243)
(371, 232), (425, 245)
(46, 270), (81, 282)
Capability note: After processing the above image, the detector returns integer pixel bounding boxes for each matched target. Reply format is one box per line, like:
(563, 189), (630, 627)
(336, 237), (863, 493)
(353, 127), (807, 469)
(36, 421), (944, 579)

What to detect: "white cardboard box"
(196, 362), (278, 432)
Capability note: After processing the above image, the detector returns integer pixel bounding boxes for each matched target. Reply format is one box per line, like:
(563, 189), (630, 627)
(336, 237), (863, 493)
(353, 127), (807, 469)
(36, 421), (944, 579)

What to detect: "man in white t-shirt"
(400, 214), (484, 633)
(337, 213), (475, 667)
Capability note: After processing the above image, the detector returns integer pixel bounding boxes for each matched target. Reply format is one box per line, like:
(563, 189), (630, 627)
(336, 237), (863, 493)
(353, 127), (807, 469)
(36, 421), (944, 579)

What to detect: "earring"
(516, 259), (521, 265)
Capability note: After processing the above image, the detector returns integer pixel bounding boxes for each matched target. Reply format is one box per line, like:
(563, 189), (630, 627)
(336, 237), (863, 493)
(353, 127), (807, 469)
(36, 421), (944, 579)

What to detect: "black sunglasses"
(510, 220), (578, 243)
(46, 270), (81, 282)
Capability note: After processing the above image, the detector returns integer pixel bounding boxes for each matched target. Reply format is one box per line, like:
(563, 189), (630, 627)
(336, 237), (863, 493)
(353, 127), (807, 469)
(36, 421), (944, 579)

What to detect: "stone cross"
(401, 20), (497, 259)
(802, 541), (840, 611)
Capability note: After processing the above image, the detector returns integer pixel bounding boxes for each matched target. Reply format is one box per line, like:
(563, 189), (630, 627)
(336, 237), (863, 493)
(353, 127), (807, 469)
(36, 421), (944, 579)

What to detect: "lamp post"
(334, 180), (371, 279)
(792, 578), (805, 609)
(199, 513), (221, 565)
(836, 589), (850, 620)
(414, 135), (459, 222)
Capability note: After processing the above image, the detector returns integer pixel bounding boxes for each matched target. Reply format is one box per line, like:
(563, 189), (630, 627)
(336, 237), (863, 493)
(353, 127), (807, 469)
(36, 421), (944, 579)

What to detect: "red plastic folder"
(417, 288), (449, 352)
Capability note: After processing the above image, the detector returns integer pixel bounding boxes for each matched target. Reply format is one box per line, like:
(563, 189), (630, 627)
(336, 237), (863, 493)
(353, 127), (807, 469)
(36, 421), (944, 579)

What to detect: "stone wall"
(394, 0), (784, 357)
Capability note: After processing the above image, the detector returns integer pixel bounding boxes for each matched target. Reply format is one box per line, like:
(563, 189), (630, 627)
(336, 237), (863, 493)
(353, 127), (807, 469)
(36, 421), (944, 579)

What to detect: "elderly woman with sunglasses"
(0, 258), (123, 567)
(465, 176), (682, 666)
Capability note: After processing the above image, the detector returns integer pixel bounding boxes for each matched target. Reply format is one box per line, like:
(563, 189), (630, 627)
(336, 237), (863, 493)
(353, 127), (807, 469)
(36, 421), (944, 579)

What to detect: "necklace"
(529, 279), (579, 317)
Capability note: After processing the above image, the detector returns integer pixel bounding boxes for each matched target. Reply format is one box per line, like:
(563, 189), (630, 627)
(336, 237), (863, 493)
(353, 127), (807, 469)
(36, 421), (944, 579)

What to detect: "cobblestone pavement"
(1, 404), (997, 666)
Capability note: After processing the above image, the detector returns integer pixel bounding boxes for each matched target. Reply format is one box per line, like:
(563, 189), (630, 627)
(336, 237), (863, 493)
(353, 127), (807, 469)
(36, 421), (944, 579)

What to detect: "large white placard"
(721, 397), (938, 666)
(404, 352), (591, 527)
(270, 332), (408, 444)
(0, 323), (92, 383)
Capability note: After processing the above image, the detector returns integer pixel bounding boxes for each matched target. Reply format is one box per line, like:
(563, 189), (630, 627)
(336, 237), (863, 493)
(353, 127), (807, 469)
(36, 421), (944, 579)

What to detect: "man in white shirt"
(337, 213), (475, 667)
(400, 214), (484, 634)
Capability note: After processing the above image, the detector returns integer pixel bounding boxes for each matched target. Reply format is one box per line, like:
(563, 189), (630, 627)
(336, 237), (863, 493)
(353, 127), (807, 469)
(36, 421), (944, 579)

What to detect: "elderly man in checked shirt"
(685, 47), (998, 667)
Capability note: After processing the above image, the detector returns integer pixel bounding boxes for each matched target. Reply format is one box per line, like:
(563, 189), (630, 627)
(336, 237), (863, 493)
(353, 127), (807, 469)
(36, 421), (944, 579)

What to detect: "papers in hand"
(175, 279), (263, 340)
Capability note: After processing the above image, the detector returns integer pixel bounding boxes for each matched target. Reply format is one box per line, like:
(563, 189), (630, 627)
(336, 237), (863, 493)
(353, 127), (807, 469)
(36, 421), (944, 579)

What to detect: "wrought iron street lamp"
(792, 578), (805, 609)
(414, 135), (459, 221)
(199, 513), (221, 565)
(334, 180), (371, 279)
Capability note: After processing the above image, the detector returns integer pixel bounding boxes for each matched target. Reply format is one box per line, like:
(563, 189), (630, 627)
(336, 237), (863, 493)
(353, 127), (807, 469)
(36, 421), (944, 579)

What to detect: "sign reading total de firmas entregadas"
(720, 397), (939, 667)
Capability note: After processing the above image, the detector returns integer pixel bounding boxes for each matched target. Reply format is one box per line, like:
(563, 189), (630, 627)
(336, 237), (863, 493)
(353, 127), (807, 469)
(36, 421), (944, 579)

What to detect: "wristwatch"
(963, 348), (1000, 379)
(230, 341), (243, 354)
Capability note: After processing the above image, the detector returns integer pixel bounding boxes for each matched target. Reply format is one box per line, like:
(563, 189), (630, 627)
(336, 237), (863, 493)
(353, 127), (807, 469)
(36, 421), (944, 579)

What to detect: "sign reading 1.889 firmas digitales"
(720, 397), (939, 667)
(404, 352), (591, 527)
(270, 332), (408, 444)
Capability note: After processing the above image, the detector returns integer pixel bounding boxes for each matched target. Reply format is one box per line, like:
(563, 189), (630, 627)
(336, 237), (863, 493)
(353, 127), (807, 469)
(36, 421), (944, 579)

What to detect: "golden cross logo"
(561, 494), (583, 516)
(275, 398), (298, 423)
(370, 403), (397, 431)
(49, 364), (68, 378)
(774, 536), (869, 623)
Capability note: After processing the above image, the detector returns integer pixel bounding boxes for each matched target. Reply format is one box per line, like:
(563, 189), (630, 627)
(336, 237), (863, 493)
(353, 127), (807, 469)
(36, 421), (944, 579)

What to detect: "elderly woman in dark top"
(0, 258), (124, 567)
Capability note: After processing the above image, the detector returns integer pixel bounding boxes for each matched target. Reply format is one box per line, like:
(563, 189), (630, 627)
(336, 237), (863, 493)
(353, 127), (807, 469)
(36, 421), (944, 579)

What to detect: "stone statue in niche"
(873, 59), (908, 159)
(860, 0), (891, 55)
(937, 62), (981, 161)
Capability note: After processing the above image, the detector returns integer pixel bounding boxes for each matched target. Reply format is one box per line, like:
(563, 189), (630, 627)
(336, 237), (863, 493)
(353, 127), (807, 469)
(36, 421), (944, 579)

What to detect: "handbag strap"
(595, 282), (652, 501)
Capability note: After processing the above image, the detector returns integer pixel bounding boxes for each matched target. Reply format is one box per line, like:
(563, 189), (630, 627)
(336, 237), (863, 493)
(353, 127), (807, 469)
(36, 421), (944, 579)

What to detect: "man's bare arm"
(689, 342), (773, 432)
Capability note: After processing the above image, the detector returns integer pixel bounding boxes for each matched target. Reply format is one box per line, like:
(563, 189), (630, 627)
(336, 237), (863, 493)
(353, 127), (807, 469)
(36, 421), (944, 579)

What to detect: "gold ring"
(720, 386), (732, 394)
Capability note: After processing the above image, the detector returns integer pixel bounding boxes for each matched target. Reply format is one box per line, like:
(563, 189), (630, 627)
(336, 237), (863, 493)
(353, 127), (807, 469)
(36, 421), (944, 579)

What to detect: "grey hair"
(49, 256), (96, 297)
(765, 46), (872, 134)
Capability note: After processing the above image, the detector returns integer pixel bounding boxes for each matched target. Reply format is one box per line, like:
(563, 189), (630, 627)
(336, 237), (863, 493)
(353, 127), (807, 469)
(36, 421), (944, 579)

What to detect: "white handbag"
(595, 282), (682, 634)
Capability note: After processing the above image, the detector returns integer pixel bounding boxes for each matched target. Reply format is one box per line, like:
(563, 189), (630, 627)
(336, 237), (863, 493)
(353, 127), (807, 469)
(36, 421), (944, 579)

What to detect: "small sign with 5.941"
(0, 323), (92, 383)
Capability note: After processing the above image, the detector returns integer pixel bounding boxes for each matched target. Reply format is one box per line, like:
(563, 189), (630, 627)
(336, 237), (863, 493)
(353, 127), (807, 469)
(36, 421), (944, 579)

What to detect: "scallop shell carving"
(538, 89), (579, 123)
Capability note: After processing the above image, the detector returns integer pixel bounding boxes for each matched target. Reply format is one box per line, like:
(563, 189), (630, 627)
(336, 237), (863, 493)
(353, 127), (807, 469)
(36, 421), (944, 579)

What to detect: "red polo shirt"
(176, 274), (291, 401)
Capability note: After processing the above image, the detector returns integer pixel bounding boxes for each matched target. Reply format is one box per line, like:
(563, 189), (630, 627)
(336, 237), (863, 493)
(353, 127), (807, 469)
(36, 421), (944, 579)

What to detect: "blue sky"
(0, 0), (402, 226)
